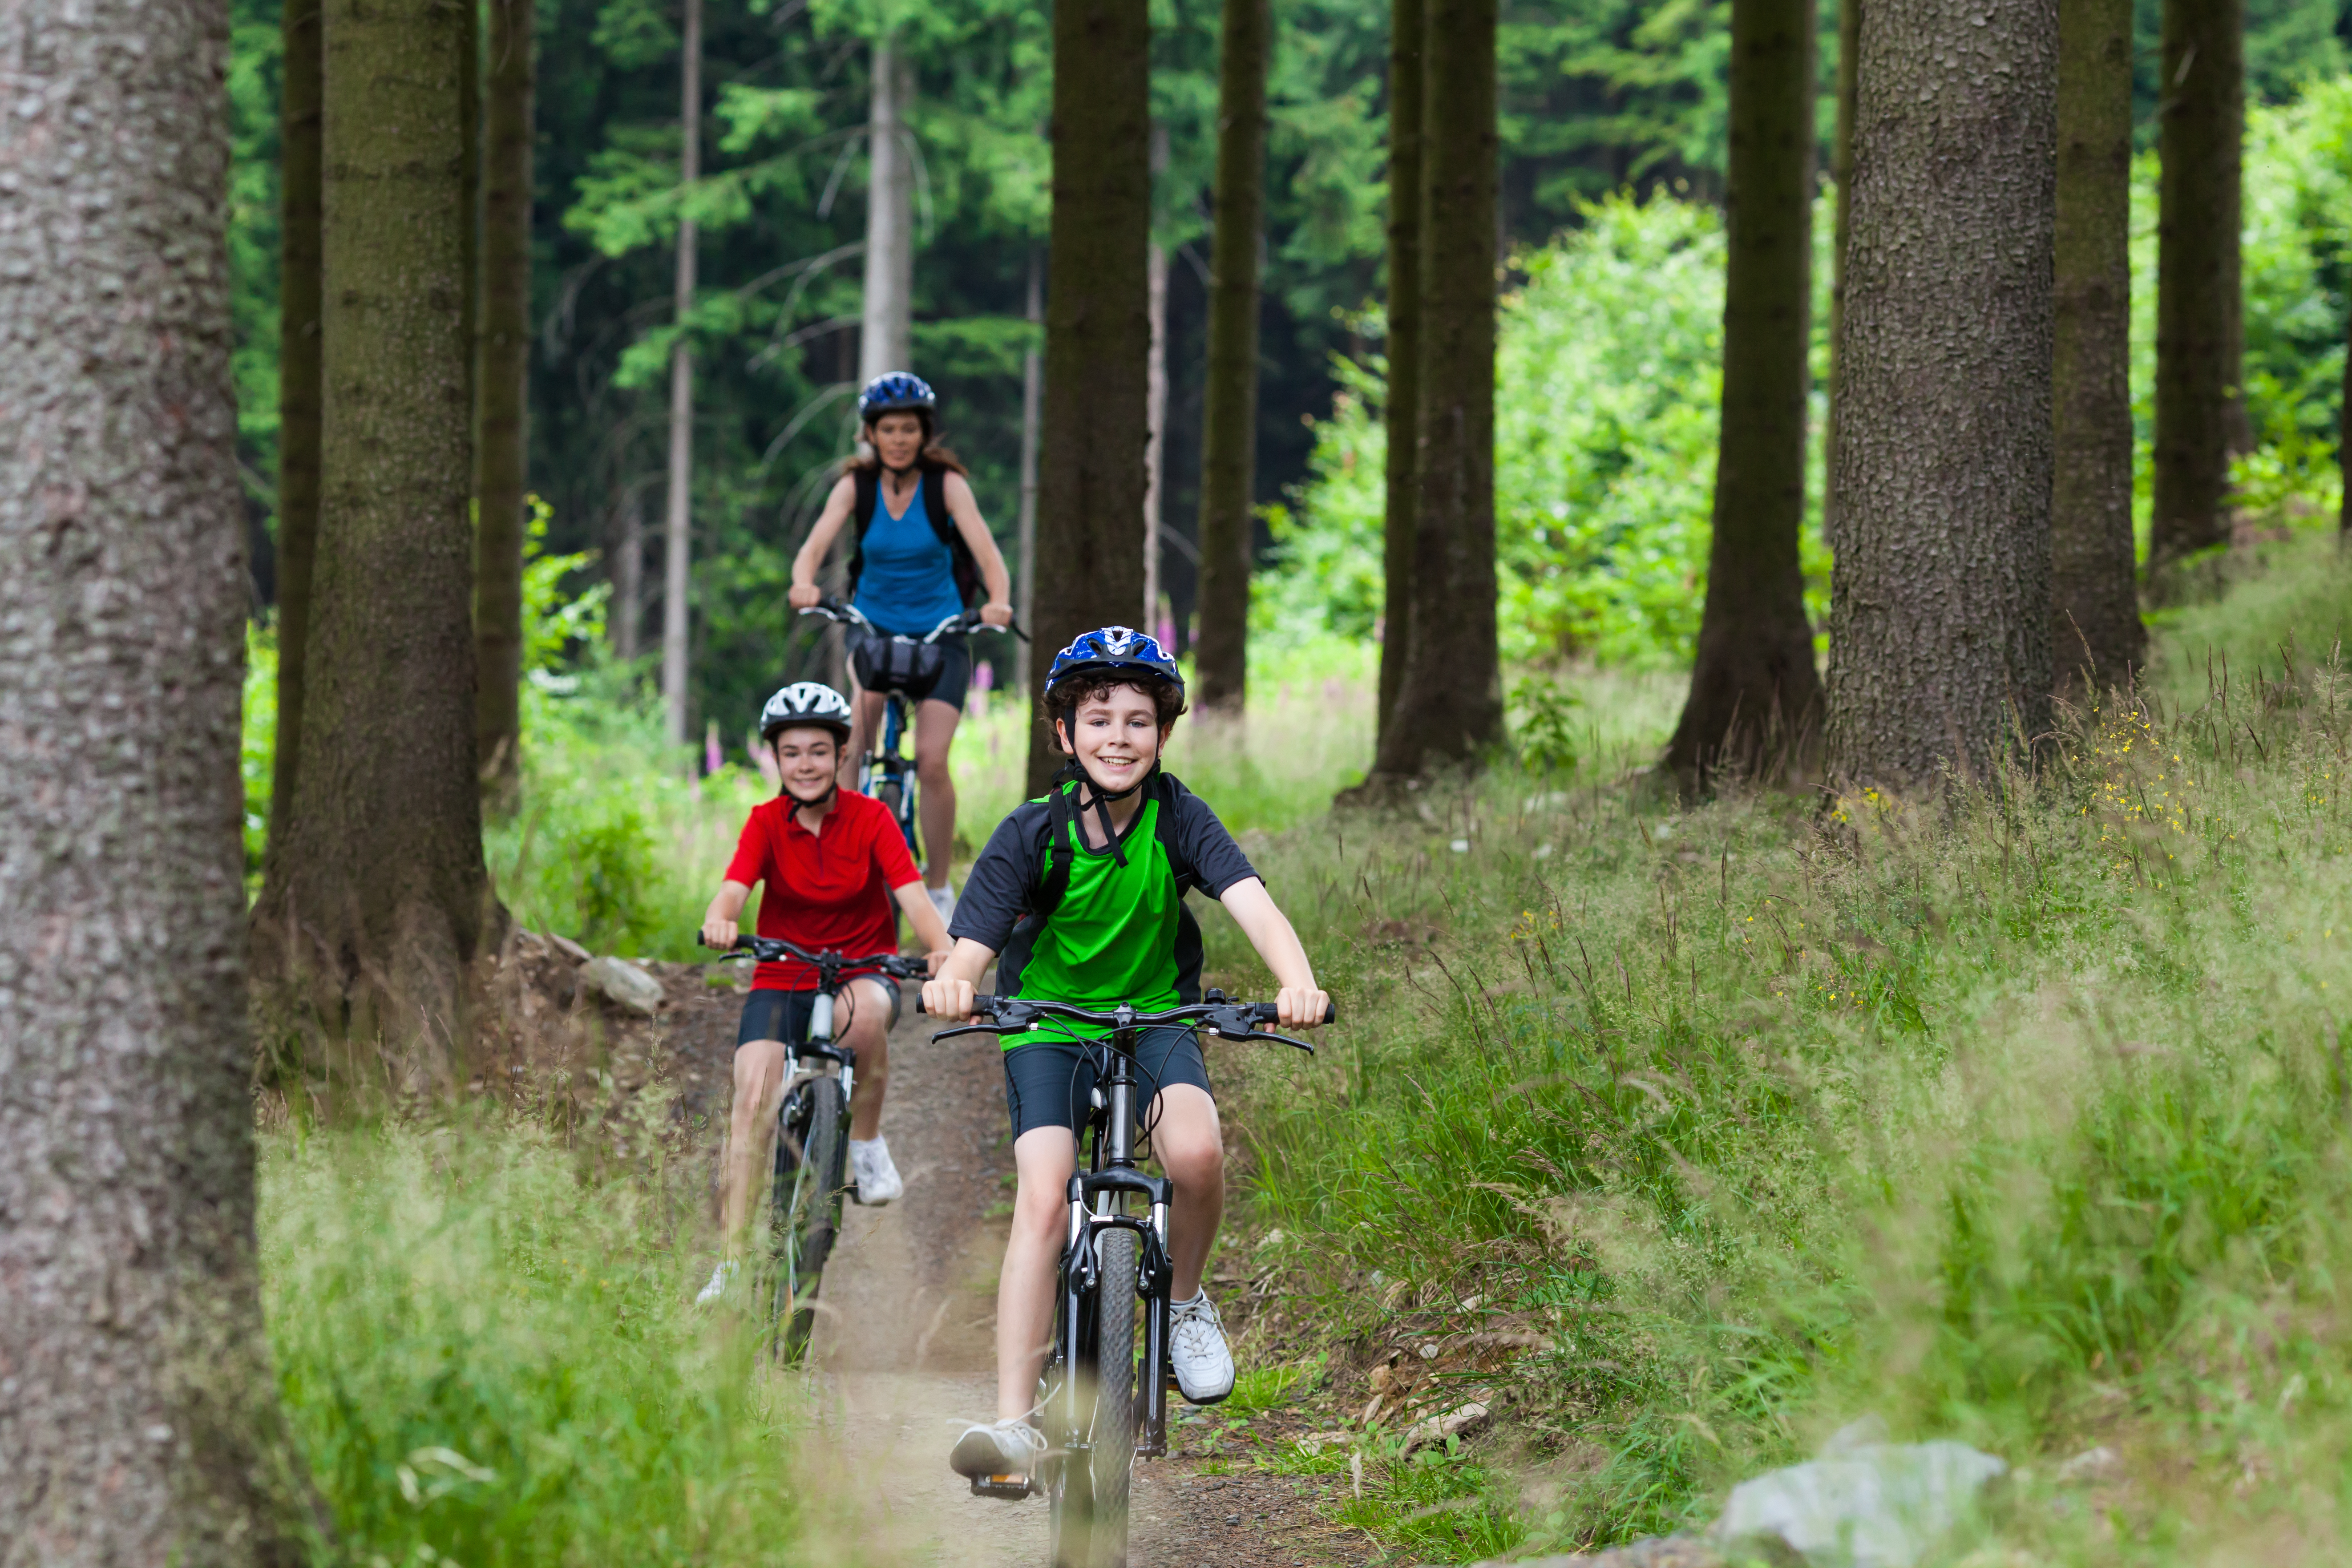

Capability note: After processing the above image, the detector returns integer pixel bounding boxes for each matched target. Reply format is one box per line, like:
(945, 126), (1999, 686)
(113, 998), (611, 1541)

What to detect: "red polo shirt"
(723, 790), (921, 990)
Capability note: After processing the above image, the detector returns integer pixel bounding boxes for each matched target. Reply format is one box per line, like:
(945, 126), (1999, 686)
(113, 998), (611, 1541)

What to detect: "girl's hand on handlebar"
(980, 601), (1013, 628)
(788, 582), (821, 610)
(701, 912), (740, 950)
(922, 975), (976, 1022)
(923, 948), (952, 978)
(1273, 986), (1330, 1032)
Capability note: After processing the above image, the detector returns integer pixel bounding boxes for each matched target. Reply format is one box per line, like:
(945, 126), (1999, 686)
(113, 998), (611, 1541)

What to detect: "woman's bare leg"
(914, 696), (962, 886)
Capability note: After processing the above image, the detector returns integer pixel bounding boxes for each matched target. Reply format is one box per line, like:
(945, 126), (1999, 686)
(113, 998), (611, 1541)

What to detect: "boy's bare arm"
(701, 879), (753, 949)
(919, 938), (999, 1020)
(1216, 877), (1330, 1031)
(893, 880), (956, 972)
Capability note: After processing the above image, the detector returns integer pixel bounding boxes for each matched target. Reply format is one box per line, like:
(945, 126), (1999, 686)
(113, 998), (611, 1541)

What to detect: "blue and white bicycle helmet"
(760, 681), (854, 743)
(857, 372), (937, 421)
(1043, 626), (1184, 703)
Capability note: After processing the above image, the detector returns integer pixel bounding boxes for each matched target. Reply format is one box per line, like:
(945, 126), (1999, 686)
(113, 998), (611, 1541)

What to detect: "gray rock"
(578, 955), (663, 1015)
(1472, 1533), (1726, 1568)
(1711, 1430), (2005, 1568)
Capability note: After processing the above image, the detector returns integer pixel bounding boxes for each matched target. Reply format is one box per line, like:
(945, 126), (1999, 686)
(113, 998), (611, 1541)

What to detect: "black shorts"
(736, 980), (901, 1049)
(1001, 1026), (1213, 1141)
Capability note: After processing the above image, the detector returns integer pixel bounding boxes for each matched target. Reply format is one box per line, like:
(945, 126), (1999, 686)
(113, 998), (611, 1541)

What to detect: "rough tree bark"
(270, 0), (324, 851)
(1145, 230), (1169, 627)
(661, 0), (703, 747)
(1665, 0), (1823, 788)
(1192, 0), (1272, 714)
(2150, 0), (2244, 567)
(254, 0), (495, 1079)
(1375, 0), (1425, 745)
(1824, 0), (2057, 786)
(0, 4), (321, 1559)
(475, 0), (537, 802)
(1026, 0), (1152, 795)
(1015, 248), (1043, 694)
(1822, 0), (1857, 539)
(860, 32), (915, 380)
(1371, 0), (1502, 777)
(2051, 0), (2144, 689)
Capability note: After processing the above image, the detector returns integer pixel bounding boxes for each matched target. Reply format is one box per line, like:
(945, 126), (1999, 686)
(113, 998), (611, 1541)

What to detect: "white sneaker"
(849, 1136), (903, 1205)
(1169, 1290), (1235, 1404)
(695, 1258), (739, 1305)
(950, 1416), (1047, 1484)
(926, 883), (958, 926)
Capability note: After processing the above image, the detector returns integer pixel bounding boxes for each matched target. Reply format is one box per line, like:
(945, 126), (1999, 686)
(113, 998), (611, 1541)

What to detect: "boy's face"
(868, 411), (924, 470)
(1058, 684), (1165, 793)
(772, 728), (839, 802)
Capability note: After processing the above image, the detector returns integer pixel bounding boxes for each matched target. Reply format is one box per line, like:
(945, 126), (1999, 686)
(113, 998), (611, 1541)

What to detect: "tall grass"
(261, 1116), (853, 1566)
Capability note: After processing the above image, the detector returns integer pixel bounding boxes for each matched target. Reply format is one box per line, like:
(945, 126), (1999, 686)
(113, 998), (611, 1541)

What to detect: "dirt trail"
(786, 1003), (1371, 1568)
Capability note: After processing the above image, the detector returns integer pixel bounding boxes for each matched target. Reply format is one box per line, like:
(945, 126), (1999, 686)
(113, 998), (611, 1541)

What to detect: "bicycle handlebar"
(917, 990), (1331, 1054)
(698, 932), (927, 981)
(796, 595), (1027, 643)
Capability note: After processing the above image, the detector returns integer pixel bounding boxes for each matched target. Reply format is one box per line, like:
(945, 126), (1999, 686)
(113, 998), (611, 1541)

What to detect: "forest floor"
(606, 947), (1381, 1567)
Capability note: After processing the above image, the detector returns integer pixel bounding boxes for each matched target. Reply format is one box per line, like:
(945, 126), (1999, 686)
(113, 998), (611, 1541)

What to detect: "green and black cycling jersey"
(949, 771), (1258, 1047)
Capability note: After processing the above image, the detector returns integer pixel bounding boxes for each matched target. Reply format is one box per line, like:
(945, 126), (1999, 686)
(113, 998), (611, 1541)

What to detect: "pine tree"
(1824, 0), (2057, 784)
(1026, 0), (1153, 793)
(0, 2), (322, 1552)
(2150, 0), (2245, 568)
(255, 0), (496, 1079)
(1371, 0), (1503, 776)
(476, 0), (538, 802)
(1665, 0), (1823, 788)
(1192, 0), (1273, 715)
(1376, 0), (1424, 745)
(2051, 0), (2143, 687)
(271, 0), (324, 854)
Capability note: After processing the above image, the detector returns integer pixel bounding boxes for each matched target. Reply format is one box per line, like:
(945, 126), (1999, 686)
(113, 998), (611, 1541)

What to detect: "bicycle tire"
(768, 1074), (849, 1362)
(1088, 1229), (1138, 1568)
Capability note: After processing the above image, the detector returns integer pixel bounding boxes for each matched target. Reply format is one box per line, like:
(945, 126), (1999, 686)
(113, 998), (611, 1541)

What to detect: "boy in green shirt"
(921, 626), (1330, 1485)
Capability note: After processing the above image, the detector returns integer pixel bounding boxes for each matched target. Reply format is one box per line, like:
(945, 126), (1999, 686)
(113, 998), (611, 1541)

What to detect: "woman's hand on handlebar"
(788, 582), (822, 610)
(921, 974), (977, 1022)
(1274, 986), (1331, 1033)
(979, 600), (1013, 629)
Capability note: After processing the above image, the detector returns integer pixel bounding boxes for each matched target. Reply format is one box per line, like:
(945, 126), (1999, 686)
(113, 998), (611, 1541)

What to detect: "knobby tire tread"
(1089, 1229), (1138, 1568)
(771, 1074), (849, 1362)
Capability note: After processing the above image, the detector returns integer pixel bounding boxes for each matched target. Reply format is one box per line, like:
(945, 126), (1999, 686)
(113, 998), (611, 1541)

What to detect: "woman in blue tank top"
(791, 373), (1013, 926)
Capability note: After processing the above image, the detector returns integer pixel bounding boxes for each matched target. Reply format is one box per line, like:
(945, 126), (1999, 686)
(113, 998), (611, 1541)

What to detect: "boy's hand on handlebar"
(1273, 986), (1330, 1032)
(788, 582), (821, 610)
(980, 601), (1013, 628)
(701, 913), (740, 950)
(922, 975), (976, 1022)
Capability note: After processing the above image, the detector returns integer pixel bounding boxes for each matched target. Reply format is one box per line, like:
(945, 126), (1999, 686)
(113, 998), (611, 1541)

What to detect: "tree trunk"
(271, 0), (324, 855)
(1371, 0), (1503, 776)
(1026, 0), (1152, 795)
(1146, 235), (1169, 629)
(1376, 0), (1424, 746)
(2150, 0), (2244, 567)
(860, 33), (915, 381)
(1192, 0), (1273, 714)
(254, 0), (495, 1079)
(662, 0), (701, 748)
(475, 0), (536, 803)
(2051, 0), (2143, 690)
(1015, 248), (1043, 694)
(0, 6), (323, 1558)
(460, 0), (479, 426)
(1822, 0), (1858, 542)
(1824, 0), (2057, 787)
(1665, 0), (1823, 788)
(613, 482), (644, 661)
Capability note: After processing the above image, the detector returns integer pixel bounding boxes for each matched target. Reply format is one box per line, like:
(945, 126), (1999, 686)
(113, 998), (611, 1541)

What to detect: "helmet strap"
(1053, 750), (1160, 869)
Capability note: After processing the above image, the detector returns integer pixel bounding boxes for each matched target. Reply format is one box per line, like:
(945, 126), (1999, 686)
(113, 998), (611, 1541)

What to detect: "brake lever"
(928, 1024), (1010, 1043)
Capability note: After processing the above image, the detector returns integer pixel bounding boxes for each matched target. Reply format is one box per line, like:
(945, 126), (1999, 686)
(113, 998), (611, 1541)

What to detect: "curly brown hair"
(1047, 671), (1188, 745)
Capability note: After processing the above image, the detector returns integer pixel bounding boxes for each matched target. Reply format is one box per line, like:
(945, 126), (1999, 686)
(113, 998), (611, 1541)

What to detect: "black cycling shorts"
(736, 980), (901, 1049)
(1001, 1026), (1213, 1141)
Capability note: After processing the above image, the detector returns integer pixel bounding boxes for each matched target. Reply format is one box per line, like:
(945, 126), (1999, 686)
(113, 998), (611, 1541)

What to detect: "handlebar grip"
(1322, 1001), (1338, 1025)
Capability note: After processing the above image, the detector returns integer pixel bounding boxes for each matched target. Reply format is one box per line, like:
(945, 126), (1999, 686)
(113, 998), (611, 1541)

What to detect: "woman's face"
(869, 411), (925, 471)
(772, 727), (840, 803)
(1057, 684), (1164, 795)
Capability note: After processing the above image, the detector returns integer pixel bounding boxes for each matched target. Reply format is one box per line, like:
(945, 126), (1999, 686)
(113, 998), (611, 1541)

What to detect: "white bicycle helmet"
(760, 681), (854, 743)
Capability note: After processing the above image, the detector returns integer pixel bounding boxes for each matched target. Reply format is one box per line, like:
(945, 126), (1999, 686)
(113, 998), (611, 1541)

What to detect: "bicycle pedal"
(970, 1474), (1035, 1501)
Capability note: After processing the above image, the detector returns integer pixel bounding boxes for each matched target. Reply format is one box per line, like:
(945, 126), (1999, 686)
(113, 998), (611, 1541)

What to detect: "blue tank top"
(853, 477), (967, 634)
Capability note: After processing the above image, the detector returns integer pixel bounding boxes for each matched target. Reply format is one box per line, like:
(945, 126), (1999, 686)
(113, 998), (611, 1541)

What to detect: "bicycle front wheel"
(1052, 1229), (1137, 1568)
(768, 1074), (849, 1362)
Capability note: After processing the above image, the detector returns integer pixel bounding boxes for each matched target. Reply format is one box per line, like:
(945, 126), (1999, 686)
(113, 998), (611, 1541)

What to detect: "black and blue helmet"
(857, 371), (937, 421)
(1043, 626), (1183, 703)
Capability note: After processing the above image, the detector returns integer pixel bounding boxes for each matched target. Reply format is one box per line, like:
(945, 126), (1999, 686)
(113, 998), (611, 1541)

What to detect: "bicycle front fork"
(1061, 1167), (1175, 1456)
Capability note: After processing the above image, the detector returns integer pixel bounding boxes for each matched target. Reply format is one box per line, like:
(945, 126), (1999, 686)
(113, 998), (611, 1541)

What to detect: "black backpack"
(849, 465), (983, 610)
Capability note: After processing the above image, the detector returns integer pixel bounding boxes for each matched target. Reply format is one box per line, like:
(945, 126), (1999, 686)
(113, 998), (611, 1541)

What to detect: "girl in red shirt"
(695, 683), (950, 1305)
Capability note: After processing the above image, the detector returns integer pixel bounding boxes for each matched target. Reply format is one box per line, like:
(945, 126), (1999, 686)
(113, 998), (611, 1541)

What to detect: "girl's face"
(869, 411), (925, 471)
(772, 728), (840, 803)
(1058, 684), (1165, 794)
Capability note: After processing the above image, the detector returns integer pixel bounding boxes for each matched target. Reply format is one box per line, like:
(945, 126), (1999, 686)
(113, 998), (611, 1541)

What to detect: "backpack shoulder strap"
(853, 467), (880, 537)
(1148, 772), (1199, 892)
(920, 467), (953, 546)
(1028, 783), (1079, 921)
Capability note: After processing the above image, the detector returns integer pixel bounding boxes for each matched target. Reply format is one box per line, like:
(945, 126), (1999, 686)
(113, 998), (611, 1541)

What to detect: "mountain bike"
(925, 990), (1333, 1568)
(703, 933), (926, 1362)
(796, 595), (1023, 862)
